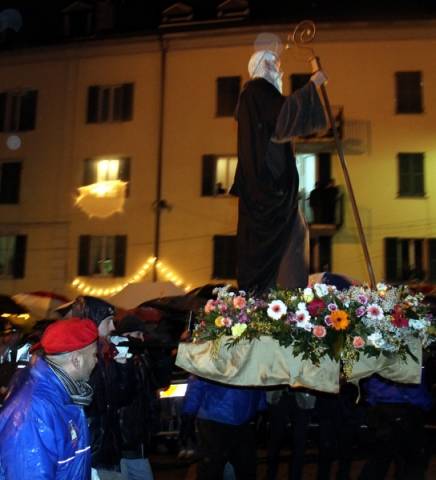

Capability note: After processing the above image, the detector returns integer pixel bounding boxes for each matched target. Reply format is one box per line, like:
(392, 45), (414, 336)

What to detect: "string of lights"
(70, 256), (192, 297)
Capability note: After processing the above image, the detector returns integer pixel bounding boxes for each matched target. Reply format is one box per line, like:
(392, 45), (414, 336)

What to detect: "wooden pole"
(310, 56), (377, 288)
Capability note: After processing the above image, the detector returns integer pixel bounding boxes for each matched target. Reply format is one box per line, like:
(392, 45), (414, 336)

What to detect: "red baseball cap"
(40, 317), (98, 354)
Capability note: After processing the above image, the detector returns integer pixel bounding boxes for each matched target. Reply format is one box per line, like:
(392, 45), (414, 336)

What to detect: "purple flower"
(238, 312), (249, 324)
(328, 303), (338, 312)
(355, 306), (366, 318)
(324, 315), (332, 326)
(357, 294), (368, 305)
(286, 313), (297, 324)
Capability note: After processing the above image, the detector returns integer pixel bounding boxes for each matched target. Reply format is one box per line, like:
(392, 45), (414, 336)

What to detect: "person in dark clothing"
(231, 45), (327, 294)
(115, 315), (158, 480)
(359, 374), (432, 480)
(182, 375), (267, 480)
(321, 178), (338, 224)
(309, 181), (324, 224)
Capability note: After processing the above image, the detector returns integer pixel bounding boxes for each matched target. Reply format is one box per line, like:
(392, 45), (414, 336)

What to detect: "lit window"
(83, 157), (130, 194)
(96, 159), (120, 182)
(201, 155), (237, 196)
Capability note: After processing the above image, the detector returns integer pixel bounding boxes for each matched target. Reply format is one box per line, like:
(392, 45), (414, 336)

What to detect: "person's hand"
(310, 70), (328, 87)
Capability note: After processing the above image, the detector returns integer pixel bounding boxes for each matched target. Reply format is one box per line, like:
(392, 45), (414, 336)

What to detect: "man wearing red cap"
(0, 318), (98, 480)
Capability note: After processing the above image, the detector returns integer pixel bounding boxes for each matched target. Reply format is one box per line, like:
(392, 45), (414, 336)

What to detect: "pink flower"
(366, 304), (384, 321)
(233, 296), (247, 309)
(223, 317), (233, 327)
(313, 325), (327, 338)
(204, 299), (216, 314)
(352, 336), (365, 349)
(218, 303), (228, 313)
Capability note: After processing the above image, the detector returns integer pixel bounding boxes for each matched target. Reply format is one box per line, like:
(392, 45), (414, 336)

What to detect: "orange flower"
(330, 310), (350, 330)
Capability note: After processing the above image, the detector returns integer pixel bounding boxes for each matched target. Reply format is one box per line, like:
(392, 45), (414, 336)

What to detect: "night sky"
(0, 0), (436, 49)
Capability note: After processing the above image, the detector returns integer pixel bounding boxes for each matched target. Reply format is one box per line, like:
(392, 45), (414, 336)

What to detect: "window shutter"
(413, 154), (424, 196)
(114, 235), (127, 277)
(83, 158), (94, 185)
(398, 153), (424, 196)
(213, 235), (237, 279)
(78, 235), (91, 276)
(0, 162), (21, 204)
(429, 239), (436, 282)
(13, 235), (27, 279)
(216, 77), (240, 117)
(395, 71), (422, 114)
(385, 238), (398, 282)
(119, 157), (130, 182)
(18, 90), (38, 131)
(201, 155), (216, 196)
(0, 93), (6, 132)
(317, 153), (331, 185)
(318, 236), (332, 272)
(86, 86), (99, 123)
(119, 157), (131, 196)
(121, 83), (134, 121)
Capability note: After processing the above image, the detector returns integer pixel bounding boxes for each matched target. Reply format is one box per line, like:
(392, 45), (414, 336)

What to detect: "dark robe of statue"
(231, 78), (326, 294)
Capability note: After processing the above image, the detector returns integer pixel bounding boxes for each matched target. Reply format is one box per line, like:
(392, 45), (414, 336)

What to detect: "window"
(290, 73), (311, 92)
(384, 237), (432, 282)
(395, 71), (423, 114)
(83, 157), (130, 194)
(0, 235), (27, 278)
(78, 235), (127, 277)
(0, 161), (21, 204)
(398, 153), (424, 197)
(86, 83), (134, 123)
(213, 235), (237, 279)
(216, 76), (240, 117)
(0, 90), (38, 132)
(201, 155), (237, 196)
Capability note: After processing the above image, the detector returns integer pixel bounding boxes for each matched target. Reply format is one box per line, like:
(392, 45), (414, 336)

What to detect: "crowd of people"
(0, 291), (434, 480)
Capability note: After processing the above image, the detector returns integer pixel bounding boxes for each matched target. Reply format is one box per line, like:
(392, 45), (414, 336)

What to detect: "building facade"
(0, 11), (435, 299)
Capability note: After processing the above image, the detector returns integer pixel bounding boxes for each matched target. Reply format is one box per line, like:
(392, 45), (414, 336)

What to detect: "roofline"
(1, 18), (436, 65)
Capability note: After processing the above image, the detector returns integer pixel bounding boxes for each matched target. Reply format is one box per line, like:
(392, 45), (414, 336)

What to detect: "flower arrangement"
(193, 283), (435, 376)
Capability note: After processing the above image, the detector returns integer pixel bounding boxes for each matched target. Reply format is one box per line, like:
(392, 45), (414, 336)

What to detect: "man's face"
(75, 342), (98, 381)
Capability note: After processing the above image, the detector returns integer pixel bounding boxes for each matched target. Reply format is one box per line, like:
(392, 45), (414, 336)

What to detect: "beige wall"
(0, 22), (435, 300)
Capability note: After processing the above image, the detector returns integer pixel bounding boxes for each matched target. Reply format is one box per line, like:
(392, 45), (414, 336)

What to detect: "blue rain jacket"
(0, 358), (92, 480)
(363, 372), (432, 411)
(182, 376), (267, 425)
